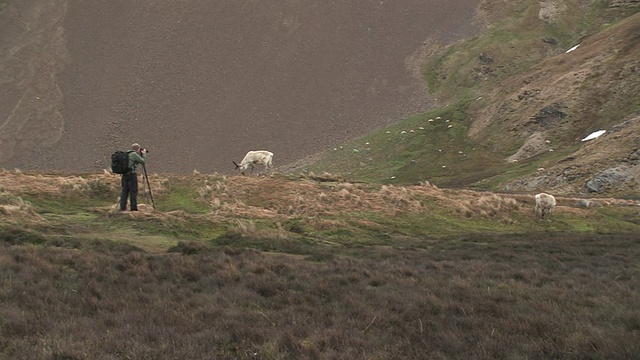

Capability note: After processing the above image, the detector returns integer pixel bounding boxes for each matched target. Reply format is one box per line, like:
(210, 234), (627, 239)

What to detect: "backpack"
(111, 150), (132, 174)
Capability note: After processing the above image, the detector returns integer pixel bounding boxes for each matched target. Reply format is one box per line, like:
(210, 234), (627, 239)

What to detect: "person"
(119, 143), (147, 211)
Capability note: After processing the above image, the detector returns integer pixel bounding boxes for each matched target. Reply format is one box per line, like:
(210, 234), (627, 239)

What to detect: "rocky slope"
(471, 11), (640, 196)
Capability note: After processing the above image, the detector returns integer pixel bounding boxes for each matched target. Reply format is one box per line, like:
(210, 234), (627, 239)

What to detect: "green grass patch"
(305, 105), (504, 187)
(24, 194), (112, 215)
(156, 182), (210, 214)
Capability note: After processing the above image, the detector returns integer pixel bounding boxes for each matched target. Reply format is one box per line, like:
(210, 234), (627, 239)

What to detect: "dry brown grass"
(0, 192), (43, 222)
(4, 170), (626, 226)
(0, 168), (167, 199)
(199, 175), (538, 221)
(452, 192), (521, 220)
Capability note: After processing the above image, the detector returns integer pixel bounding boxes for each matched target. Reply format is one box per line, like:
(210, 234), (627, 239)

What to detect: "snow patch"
(565, 44), (580, 53)
(581, 130), (606, 142)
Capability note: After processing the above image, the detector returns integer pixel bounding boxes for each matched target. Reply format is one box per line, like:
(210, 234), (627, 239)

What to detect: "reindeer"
(232, 150), (274, 175)
(534, 192), (556, 221)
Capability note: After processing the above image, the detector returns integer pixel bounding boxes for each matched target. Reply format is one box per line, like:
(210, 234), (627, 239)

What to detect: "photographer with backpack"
(117, 143), (147, 211)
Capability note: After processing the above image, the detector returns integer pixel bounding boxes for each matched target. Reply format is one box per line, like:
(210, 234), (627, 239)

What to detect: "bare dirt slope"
(0, 0), (483, 174)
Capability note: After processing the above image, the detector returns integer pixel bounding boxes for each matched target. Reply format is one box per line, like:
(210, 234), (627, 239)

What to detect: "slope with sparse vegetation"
(295, 1), (639, 197)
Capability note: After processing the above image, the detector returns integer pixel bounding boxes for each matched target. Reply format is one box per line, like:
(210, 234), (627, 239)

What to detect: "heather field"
(1, 171), (639, 359)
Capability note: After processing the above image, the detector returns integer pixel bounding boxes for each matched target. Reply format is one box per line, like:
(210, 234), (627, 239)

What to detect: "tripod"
(141, 164), (156, 210)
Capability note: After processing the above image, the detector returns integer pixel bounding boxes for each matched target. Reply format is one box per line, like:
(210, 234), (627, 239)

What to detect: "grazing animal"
(534, 192), (556, 220)
(233, 150), (273, 175)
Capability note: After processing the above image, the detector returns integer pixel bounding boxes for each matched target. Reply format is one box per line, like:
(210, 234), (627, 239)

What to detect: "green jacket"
(127, 151), (146, 174)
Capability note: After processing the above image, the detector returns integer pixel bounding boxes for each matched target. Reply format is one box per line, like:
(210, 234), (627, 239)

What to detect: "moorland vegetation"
(1, 170), (639, 358)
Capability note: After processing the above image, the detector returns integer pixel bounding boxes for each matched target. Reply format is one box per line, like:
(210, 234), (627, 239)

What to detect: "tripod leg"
(142, 164), (156, 210)
(141, 172), (148, 205)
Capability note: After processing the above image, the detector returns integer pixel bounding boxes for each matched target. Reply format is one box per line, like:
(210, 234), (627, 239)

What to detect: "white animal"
(535, 192), (556, 220)
(233, 150), (273, 175)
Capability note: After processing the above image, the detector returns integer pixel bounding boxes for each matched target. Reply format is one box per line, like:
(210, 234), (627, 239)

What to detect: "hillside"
(1, 2), (639, 357)
(296, 1), (640, 197)
(0, 0), (483, 174)
(1, 1), (638, 196)
(469, 10), (640, 196)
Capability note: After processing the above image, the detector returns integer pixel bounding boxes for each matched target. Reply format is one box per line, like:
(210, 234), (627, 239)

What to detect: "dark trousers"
(119, 172), (139, 211)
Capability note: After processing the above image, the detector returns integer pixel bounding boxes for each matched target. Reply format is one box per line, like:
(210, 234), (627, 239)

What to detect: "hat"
(131, 143), (140, 149)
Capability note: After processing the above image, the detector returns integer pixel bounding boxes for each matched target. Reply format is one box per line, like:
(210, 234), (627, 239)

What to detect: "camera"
(141, 148), (149, 153)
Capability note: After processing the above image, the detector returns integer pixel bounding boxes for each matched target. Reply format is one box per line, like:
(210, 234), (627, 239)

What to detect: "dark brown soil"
(0, 0), (484, 174)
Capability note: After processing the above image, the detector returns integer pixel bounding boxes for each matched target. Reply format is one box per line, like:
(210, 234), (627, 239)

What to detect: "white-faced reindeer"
(232, 150), (274, 175)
